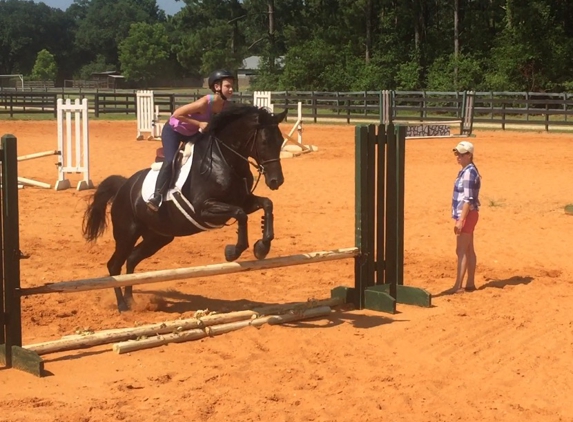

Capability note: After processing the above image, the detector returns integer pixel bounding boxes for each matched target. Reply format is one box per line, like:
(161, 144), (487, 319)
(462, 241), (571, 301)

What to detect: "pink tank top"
(168, 95), (217, 136)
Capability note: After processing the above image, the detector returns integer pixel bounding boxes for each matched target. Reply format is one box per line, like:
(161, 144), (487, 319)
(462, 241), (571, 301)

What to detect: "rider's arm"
(171, 96), (209, 128)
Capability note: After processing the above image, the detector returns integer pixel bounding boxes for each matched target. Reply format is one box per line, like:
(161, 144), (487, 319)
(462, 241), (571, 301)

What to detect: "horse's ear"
(274, 109), (288, 124)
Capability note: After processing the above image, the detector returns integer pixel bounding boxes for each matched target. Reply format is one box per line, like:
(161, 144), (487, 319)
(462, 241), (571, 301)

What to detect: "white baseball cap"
(452, 141), (474, 154)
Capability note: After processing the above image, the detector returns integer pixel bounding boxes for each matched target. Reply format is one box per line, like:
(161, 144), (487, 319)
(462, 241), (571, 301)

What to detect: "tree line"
(1, 0), (572, 92)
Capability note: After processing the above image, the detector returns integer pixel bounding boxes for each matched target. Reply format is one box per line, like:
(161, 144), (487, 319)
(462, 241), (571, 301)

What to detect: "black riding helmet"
(208, 69), (234, 92)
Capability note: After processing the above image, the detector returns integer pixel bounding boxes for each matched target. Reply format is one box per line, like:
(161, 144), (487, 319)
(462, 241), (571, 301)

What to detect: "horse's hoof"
(253, 240), (270, 260)
(225, 245), (243, 262)
(125, 297), (135, 309)
(117, 301), (130, 313)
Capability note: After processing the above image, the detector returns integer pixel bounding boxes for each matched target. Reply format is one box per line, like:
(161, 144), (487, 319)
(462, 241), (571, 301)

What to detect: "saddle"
(142, 140), (223, 231)
(154, 141), (194, 188)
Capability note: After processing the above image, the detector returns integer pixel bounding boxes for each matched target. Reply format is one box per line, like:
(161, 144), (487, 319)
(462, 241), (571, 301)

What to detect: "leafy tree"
(74, 0), (165, 68)
(119, 23), (171, 83)
(395, 58), (424, 91)
(279, 39), (355, 91)
(30, 49), (58, 81)
(482, 0), (573, 91)
(0, 0), (72, 76)
(172, 0), (246, 77)
(77, 55), (112, 80)
(426, 54), (483, 91)
(3, 0), (573, 91)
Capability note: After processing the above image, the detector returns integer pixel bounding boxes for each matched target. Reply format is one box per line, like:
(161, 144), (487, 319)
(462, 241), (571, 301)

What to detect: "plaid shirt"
(452, 163), (481, 220)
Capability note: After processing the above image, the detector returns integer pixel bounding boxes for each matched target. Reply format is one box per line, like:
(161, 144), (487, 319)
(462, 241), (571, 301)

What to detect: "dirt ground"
(1, 119), (573, 422)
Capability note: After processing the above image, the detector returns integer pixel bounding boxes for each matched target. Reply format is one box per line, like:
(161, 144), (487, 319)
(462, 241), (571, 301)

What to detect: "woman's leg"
(147, 125), (181, 211)
(461, 211), (478, 290)
(453, 233), (472, 292)
(465, 235), (477, 290)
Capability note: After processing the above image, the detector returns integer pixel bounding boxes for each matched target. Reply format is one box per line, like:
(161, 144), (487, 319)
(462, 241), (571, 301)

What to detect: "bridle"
(212, 123), (280, 193)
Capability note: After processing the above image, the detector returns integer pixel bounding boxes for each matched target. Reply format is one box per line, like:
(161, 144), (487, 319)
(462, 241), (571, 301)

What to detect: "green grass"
(0, 112), (137, 121)
(0, 113), (56, 121)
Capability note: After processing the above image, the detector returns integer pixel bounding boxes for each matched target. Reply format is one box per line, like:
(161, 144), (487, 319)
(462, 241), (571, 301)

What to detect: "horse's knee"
(234, 209), (248, 224)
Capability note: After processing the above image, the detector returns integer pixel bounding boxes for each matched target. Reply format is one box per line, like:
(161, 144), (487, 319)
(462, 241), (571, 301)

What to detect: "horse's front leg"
(201, 201), (249, 261)
(243, 195), (274, 260)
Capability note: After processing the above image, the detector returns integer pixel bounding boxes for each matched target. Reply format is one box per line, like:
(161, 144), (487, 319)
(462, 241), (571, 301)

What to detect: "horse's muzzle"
(265, 173), (284, 190)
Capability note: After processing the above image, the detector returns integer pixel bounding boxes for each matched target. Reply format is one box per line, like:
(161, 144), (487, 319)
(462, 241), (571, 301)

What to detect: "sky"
(32, 0), (184, 16)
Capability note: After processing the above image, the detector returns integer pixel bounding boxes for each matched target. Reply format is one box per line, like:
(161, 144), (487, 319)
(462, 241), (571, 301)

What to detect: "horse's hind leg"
(107, 246), (138, 312)
(123, 230), (174, 306)
(107, 223), (142, 312)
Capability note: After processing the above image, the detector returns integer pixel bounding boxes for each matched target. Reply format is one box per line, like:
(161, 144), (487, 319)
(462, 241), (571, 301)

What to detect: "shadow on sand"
(137, 289), (399, 329)
(434, 275), (534, 298)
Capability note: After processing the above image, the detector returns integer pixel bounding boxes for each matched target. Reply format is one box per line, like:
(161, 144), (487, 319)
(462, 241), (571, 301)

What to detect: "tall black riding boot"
(147, 162), (173, 212)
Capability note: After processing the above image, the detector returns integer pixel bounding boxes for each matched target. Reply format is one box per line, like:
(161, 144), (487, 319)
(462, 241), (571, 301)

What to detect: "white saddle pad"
(141, 143), (195, 202)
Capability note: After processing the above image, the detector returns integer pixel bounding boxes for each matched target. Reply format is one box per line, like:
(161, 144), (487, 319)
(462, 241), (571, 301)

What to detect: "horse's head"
(207, 105), (288, 191)
(251, 107), (287, 190)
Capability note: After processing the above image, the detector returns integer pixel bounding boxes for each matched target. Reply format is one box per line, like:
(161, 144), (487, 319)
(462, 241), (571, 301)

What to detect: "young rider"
(147, 69), (235, 212)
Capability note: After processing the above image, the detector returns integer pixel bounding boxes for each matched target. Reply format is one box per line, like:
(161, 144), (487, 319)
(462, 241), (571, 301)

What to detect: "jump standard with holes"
(0, 124), (431, 377)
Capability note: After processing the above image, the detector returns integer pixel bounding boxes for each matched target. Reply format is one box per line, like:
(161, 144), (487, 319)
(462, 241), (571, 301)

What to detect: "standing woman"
(451, 141), (481, 293)
(146, 69), (235, 212)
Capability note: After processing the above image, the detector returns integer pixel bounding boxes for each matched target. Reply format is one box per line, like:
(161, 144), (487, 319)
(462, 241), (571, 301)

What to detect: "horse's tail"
(82, 175), (128, 242)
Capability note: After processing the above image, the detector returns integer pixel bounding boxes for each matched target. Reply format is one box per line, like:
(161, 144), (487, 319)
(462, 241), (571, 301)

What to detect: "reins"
(210, 124), (280, 193)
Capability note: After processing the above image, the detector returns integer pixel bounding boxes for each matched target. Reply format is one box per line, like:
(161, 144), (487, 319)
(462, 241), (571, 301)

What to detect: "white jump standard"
(136, 90), (163, 141)
(381, 89), (475, 139)
(12, 98), (93, 190)
(55, 98), (93, 191)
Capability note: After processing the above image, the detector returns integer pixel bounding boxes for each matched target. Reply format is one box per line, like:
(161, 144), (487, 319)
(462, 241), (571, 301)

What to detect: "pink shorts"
(459, 210), (479, 234)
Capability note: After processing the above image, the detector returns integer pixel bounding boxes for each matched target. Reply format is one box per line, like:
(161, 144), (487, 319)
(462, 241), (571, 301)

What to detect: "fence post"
(94, 94), (100, 118)
(545, 103), (549, 131)
(385, 124), (398, 289)
(312, 92), (317, 123)
(0, 134), (44, 376)
(501, 102), (506, 130)
(347, 93), (351, 124)
(53, 94), (58, 118)
(460, 91), (467, 135)
(376, 124), (386, 286)
(1, 134), (22, 367)
(391, 91), (397, 121)
(378, 91), (383, 125)
(0, 139), (5, 353)
(353, 125), (376, 309)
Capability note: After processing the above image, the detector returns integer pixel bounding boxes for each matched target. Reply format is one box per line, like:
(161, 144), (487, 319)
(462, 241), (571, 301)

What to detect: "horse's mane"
(205, 103), (272, 135)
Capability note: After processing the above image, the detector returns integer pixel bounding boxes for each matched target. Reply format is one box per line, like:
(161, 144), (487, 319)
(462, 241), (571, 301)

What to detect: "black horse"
(82, 104), (288, 312)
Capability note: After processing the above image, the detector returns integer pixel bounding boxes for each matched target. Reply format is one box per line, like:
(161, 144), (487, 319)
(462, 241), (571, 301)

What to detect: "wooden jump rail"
(15, 150), (60, 189)
(17, 150), (59, 162)
(19, 248), (359, 296)
(399, 120), (463, 125)
(1, 125), (431, 377)
(24, 299), (342, 356)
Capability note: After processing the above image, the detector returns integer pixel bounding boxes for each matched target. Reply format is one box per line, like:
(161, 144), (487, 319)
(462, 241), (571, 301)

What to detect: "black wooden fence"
(2, 89), (573, 131)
